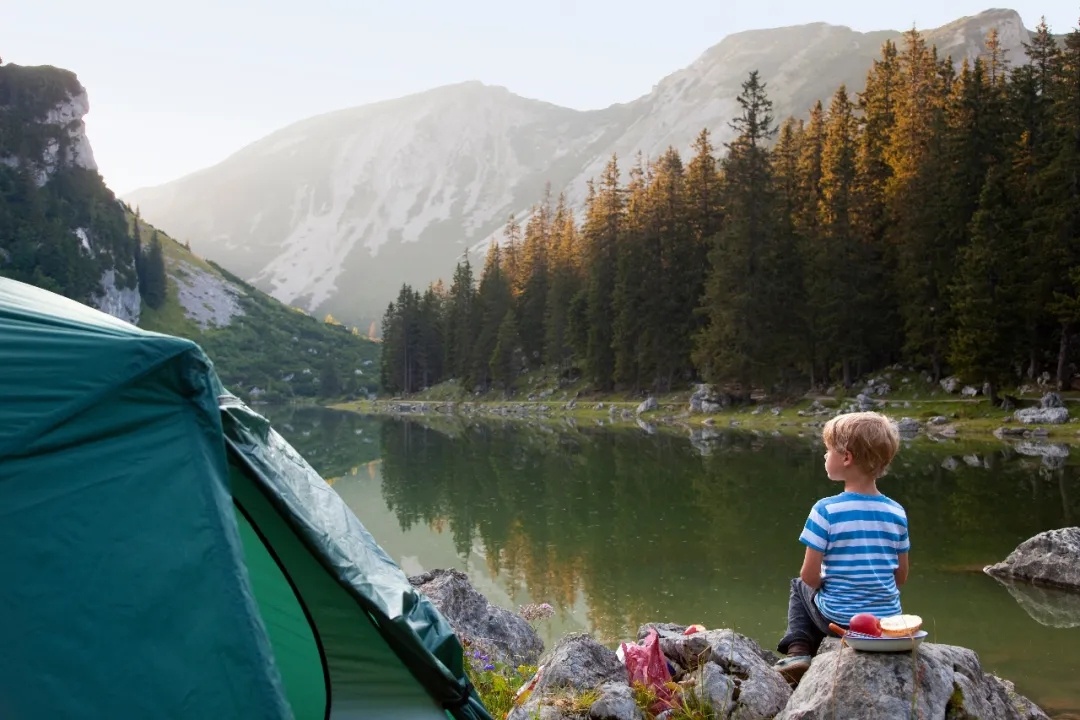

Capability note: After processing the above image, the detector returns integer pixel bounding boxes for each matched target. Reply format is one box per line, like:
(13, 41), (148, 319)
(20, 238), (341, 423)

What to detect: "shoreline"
(330, 393), (1080, 447)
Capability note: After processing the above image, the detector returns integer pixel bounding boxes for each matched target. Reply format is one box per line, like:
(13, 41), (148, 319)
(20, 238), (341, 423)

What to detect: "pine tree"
(694, 71), (794, 395)
(472, 242), (513, 389)
(517, 189), (552, 366)
(444, 255), (477, 380)
(139, 230), (168, 310)
(544, 193), (582, 377)
(817, 85), (865, 385)
(649, 147), (693, 390)
(489, 309), (522, 393)
(612, 154), (649, 388)
(582, 157), (623, 390)
(949, 160), (1025, 400)
(852, 39), (902, 374)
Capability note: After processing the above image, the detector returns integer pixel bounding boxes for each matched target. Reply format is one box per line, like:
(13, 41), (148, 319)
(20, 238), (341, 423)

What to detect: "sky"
(3, 1), (1077, 194)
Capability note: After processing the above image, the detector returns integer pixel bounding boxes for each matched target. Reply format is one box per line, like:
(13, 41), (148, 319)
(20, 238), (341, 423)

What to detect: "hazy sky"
(4, 1), (1077, 194)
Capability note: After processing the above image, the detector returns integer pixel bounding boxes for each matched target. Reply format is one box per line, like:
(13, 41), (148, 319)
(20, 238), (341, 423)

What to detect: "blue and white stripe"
(799, 492), (910, 623)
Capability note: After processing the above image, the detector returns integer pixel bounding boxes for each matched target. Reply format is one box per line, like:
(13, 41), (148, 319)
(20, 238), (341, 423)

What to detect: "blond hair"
(822, 411), (900, 477)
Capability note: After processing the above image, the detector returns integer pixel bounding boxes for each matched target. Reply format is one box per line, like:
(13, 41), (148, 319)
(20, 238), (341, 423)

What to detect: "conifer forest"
(381, 23), (1080, 403)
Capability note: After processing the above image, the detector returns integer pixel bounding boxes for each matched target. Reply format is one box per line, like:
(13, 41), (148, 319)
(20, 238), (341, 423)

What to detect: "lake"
(262, 405), (1080, 718)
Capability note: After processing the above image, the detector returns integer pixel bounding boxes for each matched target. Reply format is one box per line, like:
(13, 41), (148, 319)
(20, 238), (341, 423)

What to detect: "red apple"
(849, 613), (882, 637)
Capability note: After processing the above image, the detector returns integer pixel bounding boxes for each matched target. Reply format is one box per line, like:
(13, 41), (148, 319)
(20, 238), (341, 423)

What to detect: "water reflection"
(266, 410), (1080, 716)
(257, 405), (382, 480)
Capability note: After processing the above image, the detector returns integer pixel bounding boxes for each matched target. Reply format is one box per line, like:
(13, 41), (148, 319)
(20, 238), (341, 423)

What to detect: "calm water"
(263, 406), (1080, 717)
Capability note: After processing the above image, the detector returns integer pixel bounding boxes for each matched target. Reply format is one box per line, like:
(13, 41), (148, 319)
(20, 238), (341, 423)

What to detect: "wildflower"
(484, 663), (495, 671)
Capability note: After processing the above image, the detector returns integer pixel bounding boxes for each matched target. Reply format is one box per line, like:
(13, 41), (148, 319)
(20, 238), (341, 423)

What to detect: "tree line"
(381, 20), (1080, 403)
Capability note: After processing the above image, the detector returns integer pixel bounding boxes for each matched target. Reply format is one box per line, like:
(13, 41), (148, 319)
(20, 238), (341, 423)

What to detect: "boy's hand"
(800, 547), (824, 589)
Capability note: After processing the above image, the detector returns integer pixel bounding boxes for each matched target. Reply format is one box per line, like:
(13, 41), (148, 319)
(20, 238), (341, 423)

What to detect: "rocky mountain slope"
(124, 8), (1035, 329)
(0, 62), (379, 401)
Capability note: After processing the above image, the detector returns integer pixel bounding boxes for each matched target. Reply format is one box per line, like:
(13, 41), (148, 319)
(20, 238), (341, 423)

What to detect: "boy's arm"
(895, 552), (909, 586)
(800, 547), (824, 589)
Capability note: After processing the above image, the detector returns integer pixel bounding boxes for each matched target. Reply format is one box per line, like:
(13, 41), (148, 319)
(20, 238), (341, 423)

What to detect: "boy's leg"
(777, 578), (832, 656)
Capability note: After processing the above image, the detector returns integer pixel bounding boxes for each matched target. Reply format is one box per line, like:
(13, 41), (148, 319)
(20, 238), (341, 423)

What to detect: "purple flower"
(484, 664), (495, 671)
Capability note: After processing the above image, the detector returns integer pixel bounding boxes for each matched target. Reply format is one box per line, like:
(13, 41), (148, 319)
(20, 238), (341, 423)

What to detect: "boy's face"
(823, 444), (852, 481)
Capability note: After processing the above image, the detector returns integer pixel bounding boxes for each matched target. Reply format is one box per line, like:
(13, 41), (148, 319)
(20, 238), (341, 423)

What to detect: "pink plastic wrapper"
(620, 628), (676, 712)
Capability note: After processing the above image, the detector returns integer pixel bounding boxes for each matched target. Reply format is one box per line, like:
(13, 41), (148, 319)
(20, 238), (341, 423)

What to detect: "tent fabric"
(0, 277), (492, 720)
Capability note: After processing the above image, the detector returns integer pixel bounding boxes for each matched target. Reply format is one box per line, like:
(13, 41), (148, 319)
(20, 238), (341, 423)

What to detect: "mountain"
(124, 8), (1035, 330)
(0, 62), (379, 402)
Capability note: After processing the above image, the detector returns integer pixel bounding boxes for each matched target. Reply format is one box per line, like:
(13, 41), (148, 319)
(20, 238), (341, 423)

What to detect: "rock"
(940, 376), (960, 393)
(1040, 392), (1064, 409)
(508, 634), (627, 720)
(588, 682), (643, 720)
(777, 639), (1049, 720)
(636, 396), (658, 414)
(408, 569), (544, 665)
(989, 676), (1056, 720)
(928, 416), (949, 425)
(641, 624), (789, 719)
(894, 417), (920, 434)
(984, 527), (1080, 591)
(689, 384), (731, 414)
(962, 385), (979, 397)
(871, 382), (890, 396)
(1014, 406), (1069, 424)
(683, 662), (736, 716)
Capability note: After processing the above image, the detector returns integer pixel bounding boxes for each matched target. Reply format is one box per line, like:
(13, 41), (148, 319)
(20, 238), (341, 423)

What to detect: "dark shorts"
(777, 578), (840, 655)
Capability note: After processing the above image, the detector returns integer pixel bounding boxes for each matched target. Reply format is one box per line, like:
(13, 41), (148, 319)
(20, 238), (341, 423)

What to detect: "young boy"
(773, 411), (909, 684)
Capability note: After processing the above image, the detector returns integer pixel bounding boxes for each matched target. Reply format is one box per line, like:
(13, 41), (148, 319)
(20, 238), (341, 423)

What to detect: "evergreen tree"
(489, 309), (522, 393)
(517, 189), (552, 366)
(582, 157), (623, 390)
(444, 255), (477, 380)
(695, 71), (795, 395)
(612, 154), (650, 388)
(139, 230), (168, 310)
(817, 85), (866, 385)
(949, 160), (1025, 401)
(543, 193), (582, 377)
(472, 242), (513, 389)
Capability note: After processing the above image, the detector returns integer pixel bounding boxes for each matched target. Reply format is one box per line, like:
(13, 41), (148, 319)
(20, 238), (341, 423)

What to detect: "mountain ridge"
(124, 8), (1038, 329)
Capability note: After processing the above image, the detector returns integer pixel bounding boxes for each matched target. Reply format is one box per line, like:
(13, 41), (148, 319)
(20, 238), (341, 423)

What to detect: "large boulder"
(408, 569), (544, 666)
(776, 639), (1050, 719)
(507, 634), (630, 720)
(640, 623), (791, 720)
(984, 527), (1080, 591)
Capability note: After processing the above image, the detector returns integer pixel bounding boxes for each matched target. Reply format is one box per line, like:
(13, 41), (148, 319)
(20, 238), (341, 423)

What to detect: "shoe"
(773, 654), (812, 686)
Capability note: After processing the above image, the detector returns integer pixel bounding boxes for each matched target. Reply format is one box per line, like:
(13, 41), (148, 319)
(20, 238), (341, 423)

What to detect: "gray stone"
(684, 662), (736, 717)
(636, 396), (658, 414)
(1014, 406), (1070, 424)
(408, 569), (544, 666)
(777, 640), (1048, 720)
(1040, 392), (1064, 409)
(508, 634), (627, 720)
(894, 417), (920, 434)
(984, 527), (1080, 591)
(588, 682), (643, 720)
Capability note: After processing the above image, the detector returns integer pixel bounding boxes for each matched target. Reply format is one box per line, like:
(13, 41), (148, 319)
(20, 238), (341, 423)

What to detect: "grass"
(463, 648), (537, 718)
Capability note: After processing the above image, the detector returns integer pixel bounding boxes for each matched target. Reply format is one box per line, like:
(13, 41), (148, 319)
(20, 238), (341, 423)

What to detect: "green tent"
(0, 277), (493, 720)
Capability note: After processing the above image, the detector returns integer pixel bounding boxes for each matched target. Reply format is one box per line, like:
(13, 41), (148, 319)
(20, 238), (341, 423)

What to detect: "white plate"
(843, 630), (928, 653)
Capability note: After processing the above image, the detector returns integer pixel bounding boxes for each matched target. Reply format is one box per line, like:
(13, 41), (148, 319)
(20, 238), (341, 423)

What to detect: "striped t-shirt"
(799, 491), (910, 624)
